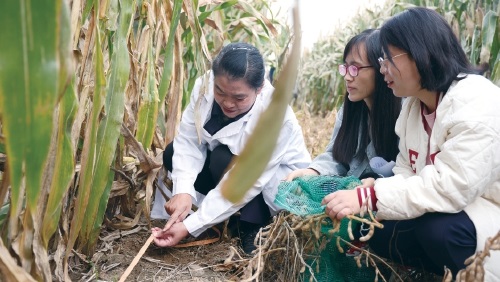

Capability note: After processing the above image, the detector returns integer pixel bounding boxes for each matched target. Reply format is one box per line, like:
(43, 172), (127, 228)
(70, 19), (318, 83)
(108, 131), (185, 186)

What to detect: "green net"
(274, 175), (375, 282)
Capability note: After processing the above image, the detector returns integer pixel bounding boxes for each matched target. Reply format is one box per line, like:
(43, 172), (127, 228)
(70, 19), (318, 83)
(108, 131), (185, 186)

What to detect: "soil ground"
(69, 218), (238, 281)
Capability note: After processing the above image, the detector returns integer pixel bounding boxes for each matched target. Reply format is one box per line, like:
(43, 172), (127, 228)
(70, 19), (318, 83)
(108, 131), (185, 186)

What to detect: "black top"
(203, 102), (251, 135)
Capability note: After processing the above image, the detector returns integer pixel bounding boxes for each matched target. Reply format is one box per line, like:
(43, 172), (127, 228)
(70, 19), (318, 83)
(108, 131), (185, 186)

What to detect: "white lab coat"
(169, 71), (311, 236)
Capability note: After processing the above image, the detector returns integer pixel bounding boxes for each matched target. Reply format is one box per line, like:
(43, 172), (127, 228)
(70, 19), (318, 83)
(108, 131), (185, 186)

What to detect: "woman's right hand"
(284, 168), (319, 182)
(164, 193), (192, 230)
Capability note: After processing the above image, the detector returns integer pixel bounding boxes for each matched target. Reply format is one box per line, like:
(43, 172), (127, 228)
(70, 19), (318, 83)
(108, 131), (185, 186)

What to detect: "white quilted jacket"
(375, 74), (500, 281)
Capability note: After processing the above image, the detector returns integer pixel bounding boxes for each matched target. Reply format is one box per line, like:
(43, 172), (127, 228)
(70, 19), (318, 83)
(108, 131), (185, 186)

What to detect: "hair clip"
(231, 47), (251, 51)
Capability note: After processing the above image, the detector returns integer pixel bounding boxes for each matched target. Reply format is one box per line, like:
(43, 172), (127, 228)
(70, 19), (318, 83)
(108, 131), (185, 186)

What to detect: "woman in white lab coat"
(152, 42), (311, 253)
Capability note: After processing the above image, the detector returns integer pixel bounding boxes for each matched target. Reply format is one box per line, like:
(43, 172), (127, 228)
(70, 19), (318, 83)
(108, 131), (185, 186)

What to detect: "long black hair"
(211, 42), (265, 90)
(332, 29), (401, 167)
(379, 7), (475, 94)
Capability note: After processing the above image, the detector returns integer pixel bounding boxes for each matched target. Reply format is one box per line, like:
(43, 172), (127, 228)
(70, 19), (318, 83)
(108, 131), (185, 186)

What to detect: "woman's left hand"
(358, 177), (375, 189)
(321, 190), (360, 220)
(151, 222), (189, 247)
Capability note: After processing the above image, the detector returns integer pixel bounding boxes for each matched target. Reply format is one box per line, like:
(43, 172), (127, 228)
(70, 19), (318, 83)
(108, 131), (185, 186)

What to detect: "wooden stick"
(118, 234), (155, 282)
(118, 225), (220, 281)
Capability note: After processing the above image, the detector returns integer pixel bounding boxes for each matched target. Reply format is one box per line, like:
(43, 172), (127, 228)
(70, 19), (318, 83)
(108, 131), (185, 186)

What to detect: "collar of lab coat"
(199, 72), (274, 139)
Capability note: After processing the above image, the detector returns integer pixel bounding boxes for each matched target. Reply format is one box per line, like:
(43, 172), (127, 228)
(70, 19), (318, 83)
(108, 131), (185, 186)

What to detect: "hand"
(321, 190), (360, 220)
(164, 193), (192, 230)
(284, 168), (319, 181)
(151, 222), (189, 247)
(357, 177), (375, 189)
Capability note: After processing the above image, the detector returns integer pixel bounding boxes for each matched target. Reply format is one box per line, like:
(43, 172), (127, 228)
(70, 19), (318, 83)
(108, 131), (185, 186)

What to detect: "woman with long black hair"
(286, 29), (401, 181)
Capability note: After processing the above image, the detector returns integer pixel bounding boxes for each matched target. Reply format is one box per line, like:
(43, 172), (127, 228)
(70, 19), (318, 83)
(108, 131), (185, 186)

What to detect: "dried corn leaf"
(221, 1), (301, 202)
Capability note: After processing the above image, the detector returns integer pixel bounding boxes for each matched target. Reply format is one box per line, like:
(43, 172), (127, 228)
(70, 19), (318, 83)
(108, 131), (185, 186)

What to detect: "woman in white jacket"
(322, 7), (500, 280)
(152, 42), (311, 253)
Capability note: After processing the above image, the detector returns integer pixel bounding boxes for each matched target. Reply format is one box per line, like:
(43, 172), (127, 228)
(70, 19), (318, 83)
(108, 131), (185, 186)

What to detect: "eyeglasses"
(338, 64), (373, 77)
(378, 53), (407, 68)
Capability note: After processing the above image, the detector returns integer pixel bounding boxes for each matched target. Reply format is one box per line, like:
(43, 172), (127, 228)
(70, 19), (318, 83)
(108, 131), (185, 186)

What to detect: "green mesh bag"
(274, 175), (375, 282)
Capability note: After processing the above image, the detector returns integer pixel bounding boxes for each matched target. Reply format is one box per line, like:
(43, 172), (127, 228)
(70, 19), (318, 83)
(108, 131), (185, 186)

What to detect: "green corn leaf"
(221, 1), (301, 203)
(81, 0), (94, 25)
(136, 33), (159, 150)
(0, 0), (66, 236)
(183, 0), (211, 81)
(84, 167), (115, 254)
(198, 0), (238, 22)
(39, 0), (76, 250)
(156, 0), (183, 140)
(0, 1), (71, 279)
(491, 56), (500, 86)
(41, 78), (78, 248)
(66, 0), (106, 260)
(78, 0), (134, 254)
(0, 203), (9, 230)
(480, 11), (499, 67)
(157, 0), (183, 106)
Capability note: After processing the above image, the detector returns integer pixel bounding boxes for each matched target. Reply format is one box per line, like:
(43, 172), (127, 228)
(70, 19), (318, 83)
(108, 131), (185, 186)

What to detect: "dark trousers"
(163, 142), (271, 226)
(367, 211), (476, 276)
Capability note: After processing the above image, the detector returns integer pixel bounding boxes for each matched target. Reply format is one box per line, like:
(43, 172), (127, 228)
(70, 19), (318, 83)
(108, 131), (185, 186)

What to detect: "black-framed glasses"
(378, 53), (408, 68)
(338, 64), (373, 77)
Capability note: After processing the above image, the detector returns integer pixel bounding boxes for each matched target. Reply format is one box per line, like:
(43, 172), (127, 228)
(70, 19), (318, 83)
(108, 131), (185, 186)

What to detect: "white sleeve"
(171, 76), (208, 201)
(183, 119), (299, 236)
(375, 120), (500, 220)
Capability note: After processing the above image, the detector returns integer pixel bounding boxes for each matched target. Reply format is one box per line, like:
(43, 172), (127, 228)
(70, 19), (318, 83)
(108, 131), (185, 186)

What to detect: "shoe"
(394, 265), (443, 281)
(345, 239), (368, 256)
(238, 222), (261, 254)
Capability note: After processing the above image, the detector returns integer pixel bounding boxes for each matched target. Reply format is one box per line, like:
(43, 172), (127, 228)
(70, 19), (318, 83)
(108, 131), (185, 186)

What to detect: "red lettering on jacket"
(430, 151), (440, 164)
(409, 149), (419, 173)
